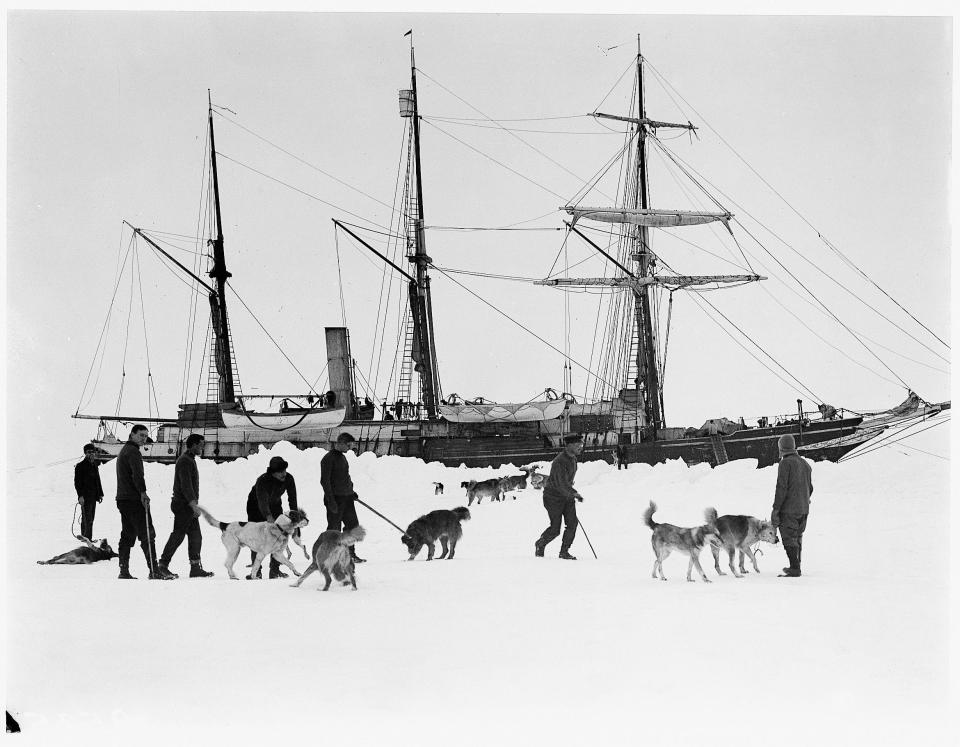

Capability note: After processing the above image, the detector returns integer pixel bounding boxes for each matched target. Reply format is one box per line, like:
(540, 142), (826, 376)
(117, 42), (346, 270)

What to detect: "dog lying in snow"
(291, 526), (366, 591)
(710, 514), (779, 577)
(37, 537), (118, 565)
(196, 505), (309, 580)
(644, 501), (721, 583)
(401, 507), (471, 560)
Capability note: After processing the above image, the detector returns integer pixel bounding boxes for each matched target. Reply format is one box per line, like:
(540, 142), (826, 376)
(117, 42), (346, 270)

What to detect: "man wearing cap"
(771, 434), (813, 578)
(157, 434), (214, 579)
(74, 443), (103, 541)
(320, 433), (365, 563)
(535, 433), (585, 560)
(246, 455), (299, 578)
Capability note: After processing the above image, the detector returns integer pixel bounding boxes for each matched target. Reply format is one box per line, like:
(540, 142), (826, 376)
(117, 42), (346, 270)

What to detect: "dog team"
(56, 425), (813, 586)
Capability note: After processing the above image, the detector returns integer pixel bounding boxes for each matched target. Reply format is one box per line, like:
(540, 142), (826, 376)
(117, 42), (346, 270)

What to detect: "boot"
(559, 551), (578, 560)
(779, 547), (801, 577)
(350, 546), (366, 564)
(150, 564), (177, 580)
(534, 540), (545, 558)
(269, 567), (289, 579)
(189, 560), (214, 578)
(118, 564), (137, 580)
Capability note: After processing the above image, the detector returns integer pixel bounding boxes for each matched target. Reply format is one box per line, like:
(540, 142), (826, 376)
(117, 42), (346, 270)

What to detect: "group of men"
(76, 426), (364, 580)
(75, 425), (812, 579)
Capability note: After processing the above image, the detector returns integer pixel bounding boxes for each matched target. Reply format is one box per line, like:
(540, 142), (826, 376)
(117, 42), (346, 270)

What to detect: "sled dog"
(644, 501), (720, 583)
(711, 514), (779, 577)
(401, 507), (471, 560)
(291, 526), (366, 591)
(37, 537), (118, 565)
(196, 505), (308, 580)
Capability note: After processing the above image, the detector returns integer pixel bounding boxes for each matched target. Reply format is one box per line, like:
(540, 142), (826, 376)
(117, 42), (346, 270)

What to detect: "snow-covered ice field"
(5, 441), (953, 745)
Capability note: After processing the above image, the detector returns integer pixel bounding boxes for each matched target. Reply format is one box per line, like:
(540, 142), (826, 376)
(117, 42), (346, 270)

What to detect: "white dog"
(196, 506), (309, 580)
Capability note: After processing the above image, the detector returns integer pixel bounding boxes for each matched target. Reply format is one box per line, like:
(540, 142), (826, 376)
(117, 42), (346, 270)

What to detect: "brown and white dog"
(710, 514), (779, 577)
(644, 501), (721, 583)
(37, 537), (118, 565)
(498, 474), (528, 498)
(433, 482), (445, 496)
(520, 465), (546, 490)
(197, 506), (309, 580)
(291, 526), (366, 591)
(461, 478), (503, 505)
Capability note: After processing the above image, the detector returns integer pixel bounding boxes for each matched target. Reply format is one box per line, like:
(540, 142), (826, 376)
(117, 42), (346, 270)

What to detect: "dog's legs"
(687, 552), (712, 583)
(348, 564), (357, 590)
(291, 562), (318, 588)
(426, 541), (436, 561)
(224, 542), (242, 580)
(447, 536), (457, 560)
(727, 546), (743, 578)
(741, 545), (760, 573)
(711, 544), (725, 576)
(273, 551), (301, 577)
(319, 568), (333, 591)
(654, 548), (670, 581)
(438, 536), (449, 559)
(248, 552), (268, 580)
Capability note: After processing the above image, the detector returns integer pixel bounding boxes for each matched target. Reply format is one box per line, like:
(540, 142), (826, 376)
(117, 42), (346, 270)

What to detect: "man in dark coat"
(246, 455), (298, 578)
(320, 432), (365, 563)
(115, 424), (174, 580)
(771, 434), (813, 577)
(158, 434), (213, 579)
(535, 433), (584, 560)
(74, 443), (103, 540)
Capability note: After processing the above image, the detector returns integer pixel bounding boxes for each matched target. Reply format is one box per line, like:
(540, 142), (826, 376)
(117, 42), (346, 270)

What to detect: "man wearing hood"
(771, 434), (813, 577)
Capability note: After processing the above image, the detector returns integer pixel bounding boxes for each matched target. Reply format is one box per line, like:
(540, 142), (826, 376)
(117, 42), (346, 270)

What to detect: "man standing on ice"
(74, 443), (103, 541)
(157, 434), (214, 579)
(320, 432), (366, 564)
(246, 455), (299, 578)
(771, 434), (813, 578)
(535, 433), (584, 560)
(115, 424), (174, 580)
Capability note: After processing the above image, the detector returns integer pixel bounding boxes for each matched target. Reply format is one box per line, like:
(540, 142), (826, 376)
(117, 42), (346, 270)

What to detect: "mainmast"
(206, 91), (236, 404)
(402, 37), (441, 419)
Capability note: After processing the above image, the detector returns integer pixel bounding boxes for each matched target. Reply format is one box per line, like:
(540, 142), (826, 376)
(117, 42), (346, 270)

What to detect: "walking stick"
(578, 517), (599, 559)
(354, 497), (408, 536)
(144, 499), (157, 572)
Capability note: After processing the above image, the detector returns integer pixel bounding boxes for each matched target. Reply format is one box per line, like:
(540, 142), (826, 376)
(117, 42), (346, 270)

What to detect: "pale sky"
(4, 11), (953, 469)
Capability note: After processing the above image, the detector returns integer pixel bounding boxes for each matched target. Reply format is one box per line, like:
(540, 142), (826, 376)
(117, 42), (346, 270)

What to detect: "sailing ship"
(75, 41), (949, 468)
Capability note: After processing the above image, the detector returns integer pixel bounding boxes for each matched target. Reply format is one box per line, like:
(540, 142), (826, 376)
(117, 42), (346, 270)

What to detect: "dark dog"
(401, 507), (471, 560)
(433, 482), (444, 496)
(644, 501), (720, 583)
(38, 538), (118, 565)
(711, 514), (779, 577)
(291, 526), (366, 591)
(498, 474), (527, 498)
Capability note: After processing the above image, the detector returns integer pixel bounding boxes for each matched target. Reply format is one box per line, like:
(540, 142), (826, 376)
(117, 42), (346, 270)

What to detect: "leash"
(578, 517), (599, 559)
(354, 497), (408, 536)
(72, 502), (83, 541)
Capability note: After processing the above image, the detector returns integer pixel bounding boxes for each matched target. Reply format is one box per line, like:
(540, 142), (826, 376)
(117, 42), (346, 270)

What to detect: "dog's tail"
(452, 506), (471, 522)
(195, 505), (228, 532)
(704, 506), (718, 527)
(339, 525), (366, 546)
(643, 500), (658, 529)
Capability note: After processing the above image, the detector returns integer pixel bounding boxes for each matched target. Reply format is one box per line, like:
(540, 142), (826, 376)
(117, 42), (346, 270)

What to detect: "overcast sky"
(5, 11), (953, 468)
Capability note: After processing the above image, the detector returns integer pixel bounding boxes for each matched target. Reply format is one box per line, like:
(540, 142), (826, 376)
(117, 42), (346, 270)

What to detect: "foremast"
(401, 37), (442, 419)
(206, 91), (237, 405)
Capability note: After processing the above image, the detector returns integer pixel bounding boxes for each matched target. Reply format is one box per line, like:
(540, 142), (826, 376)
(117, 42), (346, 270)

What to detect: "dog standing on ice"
(196, 505), (308, 580)
(711, 514), (779, 577)
(644, 501), (720, 583)
(291, 526), (366, 591)
(401, 507), (471, 560)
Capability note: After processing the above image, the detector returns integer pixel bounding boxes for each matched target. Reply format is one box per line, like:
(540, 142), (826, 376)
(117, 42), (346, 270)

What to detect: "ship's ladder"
(709, 434), (730, 465)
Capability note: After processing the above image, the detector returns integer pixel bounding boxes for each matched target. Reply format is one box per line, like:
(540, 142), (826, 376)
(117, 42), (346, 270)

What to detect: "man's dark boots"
(534, 540), (545, 557)
(779, 547), (801, 577)
(559, 550), (578, 560)
(189, 560), (214, 578)
(118, 563), (136, 580)
(269, 560), (288, 579)
(350, 546), (366, 564)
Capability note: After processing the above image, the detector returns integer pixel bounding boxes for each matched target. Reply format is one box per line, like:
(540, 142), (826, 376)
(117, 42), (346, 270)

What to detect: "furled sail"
(564, 206), (731, 228)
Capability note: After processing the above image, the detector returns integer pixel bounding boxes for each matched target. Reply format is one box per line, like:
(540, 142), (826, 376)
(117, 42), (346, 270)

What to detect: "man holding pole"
(115, 424), (174, 580)
(535, 433), (584, 560)
(321, 432), (366, 563)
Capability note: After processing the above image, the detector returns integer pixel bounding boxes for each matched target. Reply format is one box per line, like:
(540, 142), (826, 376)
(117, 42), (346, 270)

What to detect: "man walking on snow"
(771, 434), (813, 577)
(320, 432), (366, 564)
(157, 434), (214, 579)
(535, 433), (584, 560)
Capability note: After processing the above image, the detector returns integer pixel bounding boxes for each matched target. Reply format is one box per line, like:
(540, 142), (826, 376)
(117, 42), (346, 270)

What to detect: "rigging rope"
(839, 413), (950, 462)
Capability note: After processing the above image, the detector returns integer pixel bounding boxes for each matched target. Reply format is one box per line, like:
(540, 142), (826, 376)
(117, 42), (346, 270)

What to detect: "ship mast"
(404, 37), (442, 419)
(206, 91), (236, 404)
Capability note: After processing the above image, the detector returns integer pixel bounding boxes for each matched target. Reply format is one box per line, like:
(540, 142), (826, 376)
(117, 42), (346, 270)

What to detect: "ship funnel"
(325, 327), (355, 419)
